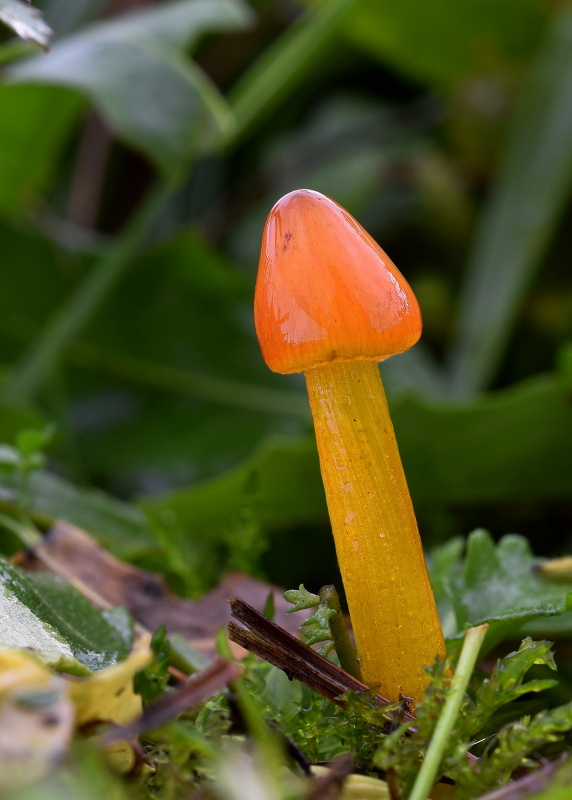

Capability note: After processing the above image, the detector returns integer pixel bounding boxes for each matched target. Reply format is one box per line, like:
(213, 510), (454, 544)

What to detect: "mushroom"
(254, 189), (445, 701)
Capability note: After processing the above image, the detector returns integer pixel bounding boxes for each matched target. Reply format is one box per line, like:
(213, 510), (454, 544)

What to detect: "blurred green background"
(1, 0), (571, 597)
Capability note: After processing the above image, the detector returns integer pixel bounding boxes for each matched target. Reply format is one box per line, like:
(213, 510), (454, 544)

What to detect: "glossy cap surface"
(254, 189), (422, 374)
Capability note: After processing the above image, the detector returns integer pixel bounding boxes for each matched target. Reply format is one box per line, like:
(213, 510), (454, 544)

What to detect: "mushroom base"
(305, 360), (445, 701)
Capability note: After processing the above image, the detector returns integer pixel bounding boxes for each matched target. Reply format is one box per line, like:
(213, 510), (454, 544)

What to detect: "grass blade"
(447, 12), (572, 396)
(408, 624), (488, 800)
(1, 181), (172, 404)
(226, 0), (359, 146)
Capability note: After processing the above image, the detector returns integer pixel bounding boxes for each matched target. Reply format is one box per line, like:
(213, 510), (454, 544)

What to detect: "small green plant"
(284, 583), (362, 679)
(0, 424), (54, 520)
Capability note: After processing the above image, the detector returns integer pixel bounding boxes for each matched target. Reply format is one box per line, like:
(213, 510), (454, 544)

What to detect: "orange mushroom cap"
(254, 189), (422, 374)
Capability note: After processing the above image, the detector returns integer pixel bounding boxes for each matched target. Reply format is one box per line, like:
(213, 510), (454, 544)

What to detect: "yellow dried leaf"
(0, 648), (53, 696)
(69, 640), (151, 727)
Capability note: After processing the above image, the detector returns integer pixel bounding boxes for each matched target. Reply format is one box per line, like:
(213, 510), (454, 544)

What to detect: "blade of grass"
(74, 344), (311, 419)
(1, 180), (172, 404)
(447, 12), (572, 396)
(225, 0), (360, 147)
(407, 624), (489, 800)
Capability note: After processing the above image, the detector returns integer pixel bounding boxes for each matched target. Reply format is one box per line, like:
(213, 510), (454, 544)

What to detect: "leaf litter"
(3, 521), (572, 798)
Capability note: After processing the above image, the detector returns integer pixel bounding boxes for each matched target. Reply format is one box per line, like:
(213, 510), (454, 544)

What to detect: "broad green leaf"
(0, 85), (83, 216)
(0, 557), (132, 673)
(143, 434), (324, 545)
(144, 373), (572, 563)
(69, 232), (307, 489)
(395, 375), (572, 503)
(436, 531), (572, 648)
(142, 435), (325, 591)
(43, 0), (108, 38)
(1, 181), (172, 405)
(448, 12), (572, 394)
(0, 469), (157, 559)
(0, 0), (52, 48)
(308, 0), (550, 90)
(6, 0), (254, 175)
(0, 221), (69, 325)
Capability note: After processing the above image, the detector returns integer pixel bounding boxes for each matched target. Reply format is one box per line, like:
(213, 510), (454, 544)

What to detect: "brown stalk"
(103, 657), (241, 744)
(228, 597), (415, 726)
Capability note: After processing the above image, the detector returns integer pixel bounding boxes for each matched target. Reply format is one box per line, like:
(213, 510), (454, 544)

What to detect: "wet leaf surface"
(0, 555), (132, 673)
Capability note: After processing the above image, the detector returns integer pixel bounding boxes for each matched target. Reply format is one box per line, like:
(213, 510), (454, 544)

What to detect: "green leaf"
(142, 435), (326, 588)
(310, 0), (550, 90)
(395, 375), (572, 504)
(0, 402), (44, 450)
(144, 373), (572, 580)
(461, 701), (572, 793)
(476, 638), (557, 711)
(438, 531), (572, 648)
(0, 85), (83, 216)
(0, 557), (132, 673)
(15, 424), (54, 458)
(0, 0), (52, 48)
(6, 0), (254, 176)
(67, 231), (308, 489)
(376, 639), (572, 798)
(0, 469), (158, 559)
(448, 12), (572, 394)
(133, 625), (171, 703)
(284, 585), (321, 613)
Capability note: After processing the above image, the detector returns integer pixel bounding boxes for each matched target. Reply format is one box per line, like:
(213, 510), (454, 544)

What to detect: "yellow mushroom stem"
(305, 360), (445, 701)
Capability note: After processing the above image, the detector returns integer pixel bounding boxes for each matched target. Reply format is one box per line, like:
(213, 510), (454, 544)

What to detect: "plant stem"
(0, 510), (41, 549)
(305, 360), (445, 701)
(2, 179), (173, 404)
(319, 585), (362, 680)
(225, 0), (360, 147)
(407, 624), (489, 800)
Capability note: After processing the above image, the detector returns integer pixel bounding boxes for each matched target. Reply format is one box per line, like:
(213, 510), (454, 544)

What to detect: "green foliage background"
(1, 0), (572, 596)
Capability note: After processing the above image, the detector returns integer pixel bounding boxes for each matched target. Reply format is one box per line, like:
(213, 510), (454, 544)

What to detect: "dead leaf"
(16, 521), (308, 657)
(69, 639), (151, 727)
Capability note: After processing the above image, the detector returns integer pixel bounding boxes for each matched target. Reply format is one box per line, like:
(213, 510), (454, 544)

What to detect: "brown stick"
(103, 657), (241, 743)
(228, 596), (415, 725)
